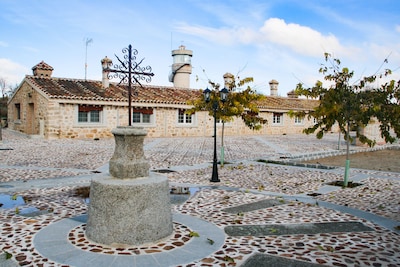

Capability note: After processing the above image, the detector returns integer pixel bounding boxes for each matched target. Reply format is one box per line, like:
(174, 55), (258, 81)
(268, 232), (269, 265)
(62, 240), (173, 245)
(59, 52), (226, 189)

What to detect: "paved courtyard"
(0, 129), (399, 266)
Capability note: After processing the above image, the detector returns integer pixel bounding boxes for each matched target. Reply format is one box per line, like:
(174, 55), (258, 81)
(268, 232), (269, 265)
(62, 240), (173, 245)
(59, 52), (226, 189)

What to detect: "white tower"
(169, 45), (193, 88)
(269, 79), (279, 96)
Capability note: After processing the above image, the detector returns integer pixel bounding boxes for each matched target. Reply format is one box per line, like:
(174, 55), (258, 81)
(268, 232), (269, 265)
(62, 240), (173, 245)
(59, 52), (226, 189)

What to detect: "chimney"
(223, 73), (234, 90)
(269, 79), (279, 96)
(101, 56), (112, 89)
(287, 90), (298, 98)
(32, 61), (53, 77)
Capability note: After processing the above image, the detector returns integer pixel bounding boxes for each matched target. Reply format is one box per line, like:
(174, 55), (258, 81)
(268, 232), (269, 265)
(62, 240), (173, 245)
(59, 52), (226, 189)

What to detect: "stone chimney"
(223, 73), (234, 90)
(101, 56), (112, 89)
(32, 61), (53, 77)
(287, 90), (298, 98)
(269, 79), (279, 96)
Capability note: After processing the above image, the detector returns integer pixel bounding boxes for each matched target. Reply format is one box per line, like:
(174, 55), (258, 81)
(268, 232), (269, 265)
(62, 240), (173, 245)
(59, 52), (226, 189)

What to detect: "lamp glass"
(219, 88), (229, 102)
(203, 88), (211, 102)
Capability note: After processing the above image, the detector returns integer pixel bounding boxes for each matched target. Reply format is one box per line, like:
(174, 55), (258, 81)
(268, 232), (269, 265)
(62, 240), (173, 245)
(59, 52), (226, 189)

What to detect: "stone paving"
(0, 129), (399, 266)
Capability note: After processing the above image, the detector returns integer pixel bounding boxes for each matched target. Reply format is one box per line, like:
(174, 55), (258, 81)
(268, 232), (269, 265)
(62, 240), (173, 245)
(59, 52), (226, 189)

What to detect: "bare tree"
(0, 77), (8, 142)
(0, 77), (6, 98)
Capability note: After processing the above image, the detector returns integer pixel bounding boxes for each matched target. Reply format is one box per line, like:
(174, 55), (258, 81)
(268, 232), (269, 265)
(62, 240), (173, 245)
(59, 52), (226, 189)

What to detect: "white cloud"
(0, 58), (29, 86)
(175, 23), (239, 45)
(176, 18), (360, 58)
(258, 18), (345, 57)
(0, 41), (8, 47)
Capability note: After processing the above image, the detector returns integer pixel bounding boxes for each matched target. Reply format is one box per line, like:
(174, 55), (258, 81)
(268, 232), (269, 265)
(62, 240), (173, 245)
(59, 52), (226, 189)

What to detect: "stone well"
(85, 126), (173, 246)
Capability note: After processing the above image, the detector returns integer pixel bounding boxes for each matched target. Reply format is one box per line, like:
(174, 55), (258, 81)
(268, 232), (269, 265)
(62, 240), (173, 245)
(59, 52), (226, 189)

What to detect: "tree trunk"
(343, 121), (350, 187)
(220, 122), (225, 166)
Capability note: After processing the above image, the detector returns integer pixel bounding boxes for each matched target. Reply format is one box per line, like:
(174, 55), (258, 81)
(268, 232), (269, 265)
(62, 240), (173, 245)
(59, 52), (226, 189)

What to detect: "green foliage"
(223, 255), (235, 263)
(3, 250), (12, 260)
(187, 75), (267, 130)
(207, 238), (215, 245)
(189, 231), (200, 237)
(269, 227), (278, 233)
(292, 53), (400, 146)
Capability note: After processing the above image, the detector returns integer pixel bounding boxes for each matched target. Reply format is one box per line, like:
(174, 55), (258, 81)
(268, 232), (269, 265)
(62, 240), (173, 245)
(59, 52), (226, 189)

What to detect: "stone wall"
(359, 120), (396, 145)
(6, 81), (332, 140)
(7, 82), (48, 136)
(140, 108), (315, 138)
(54, 103), (114, 139)
(8, 90), (319, 140)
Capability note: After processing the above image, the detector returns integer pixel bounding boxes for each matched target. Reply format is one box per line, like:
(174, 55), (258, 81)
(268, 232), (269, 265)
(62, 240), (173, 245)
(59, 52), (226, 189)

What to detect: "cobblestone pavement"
(0, 129), (399, 266)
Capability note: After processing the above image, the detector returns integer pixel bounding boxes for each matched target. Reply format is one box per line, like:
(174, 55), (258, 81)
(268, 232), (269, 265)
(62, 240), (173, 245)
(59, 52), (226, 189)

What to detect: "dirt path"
(303, 149), (400, 173)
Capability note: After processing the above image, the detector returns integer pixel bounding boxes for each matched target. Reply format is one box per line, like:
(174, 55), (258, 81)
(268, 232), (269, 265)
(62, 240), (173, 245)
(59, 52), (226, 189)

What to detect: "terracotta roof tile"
(257, 96), (318, 111)
(25, 76), (199, 104)
(25, 75), (318, 110)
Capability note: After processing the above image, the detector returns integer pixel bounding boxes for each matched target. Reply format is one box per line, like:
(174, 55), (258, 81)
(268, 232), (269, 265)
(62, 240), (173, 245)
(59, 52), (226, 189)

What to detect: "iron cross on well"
(103, 44), (154, 126)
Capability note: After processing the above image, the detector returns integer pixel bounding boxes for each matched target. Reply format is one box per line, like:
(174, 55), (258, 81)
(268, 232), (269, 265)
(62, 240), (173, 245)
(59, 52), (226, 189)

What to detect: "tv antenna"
(85, 38), (93, 80)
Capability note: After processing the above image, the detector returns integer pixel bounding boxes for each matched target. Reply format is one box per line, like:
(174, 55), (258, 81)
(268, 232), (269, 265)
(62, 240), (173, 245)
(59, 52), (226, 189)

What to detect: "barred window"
(132, 108), (153, 124)
(15, 103), (21, 120)
(273, 113), (283, 124)
(294, 116), (303, 124)
(78, 105), (103, 123)
(178, 109), (193, 124)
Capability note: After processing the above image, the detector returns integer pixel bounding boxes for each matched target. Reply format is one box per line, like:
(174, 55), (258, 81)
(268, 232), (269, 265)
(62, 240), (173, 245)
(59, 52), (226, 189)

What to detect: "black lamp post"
(203, 87), (229, 182)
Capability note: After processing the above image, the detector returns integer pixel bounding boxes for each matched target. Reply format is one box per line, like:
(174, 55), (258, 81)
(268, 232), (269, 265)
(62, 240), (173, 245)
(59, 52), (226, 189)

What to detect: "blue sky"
(1, 0), (399, 96)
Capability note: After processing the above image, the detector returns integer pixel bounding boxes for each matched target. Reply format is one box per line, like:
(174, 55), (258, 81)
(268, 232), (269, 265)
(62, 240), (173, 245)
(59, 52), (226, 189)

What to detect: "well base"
(86, 173), (173, 246)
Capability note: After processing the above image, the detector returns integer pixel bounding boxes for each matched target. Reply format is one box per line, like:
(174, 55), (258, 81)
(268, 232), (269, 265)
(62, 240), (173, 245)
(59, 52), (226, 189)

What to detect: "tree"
(0, 77), (7, 142)
(187, 74), (267, 164)
(293, 53), (400, 186)
(0, 78), (6, 97)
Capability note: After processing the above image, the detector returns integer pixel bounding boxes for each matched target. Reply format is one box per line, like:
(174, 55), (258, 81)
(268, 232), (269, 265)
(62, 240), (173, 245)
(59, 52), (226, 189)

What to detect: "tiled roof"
(25, 76), (201, 104)
(25, 75), (318, 110)
(256, 96), (319, 111)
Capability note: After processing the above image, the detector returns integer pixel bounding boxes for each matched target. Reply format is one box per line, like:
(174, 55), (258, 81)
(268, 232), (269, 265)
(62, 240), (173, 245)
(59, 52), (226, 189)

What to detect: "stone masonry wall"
(7, 84), (329, 140)
(9, 95), (319, 139)
(7, 82), (48, 135)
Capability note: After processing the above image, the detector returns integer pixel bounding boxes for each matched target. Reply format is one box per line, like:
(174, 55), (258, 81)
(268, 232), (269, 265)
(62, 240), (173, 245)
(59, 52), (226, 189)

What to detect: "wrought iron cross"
(103, 44), (154, 126)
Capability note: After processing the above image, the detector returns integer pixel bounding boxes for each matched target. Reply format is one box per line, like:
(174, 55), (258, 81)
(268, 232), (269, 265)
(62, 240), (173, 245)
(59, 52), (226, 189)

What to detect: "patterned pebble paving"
(173, 189), (400, 267)
(1, 129), (400, 266)
(68, 222), (193, 255)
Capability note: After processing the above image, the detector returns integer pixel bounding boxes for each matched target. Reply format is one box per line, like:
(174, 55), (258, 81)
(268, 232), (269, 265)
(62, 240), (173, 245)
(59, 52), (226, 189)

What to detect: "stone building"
(7, 47), (320, 140)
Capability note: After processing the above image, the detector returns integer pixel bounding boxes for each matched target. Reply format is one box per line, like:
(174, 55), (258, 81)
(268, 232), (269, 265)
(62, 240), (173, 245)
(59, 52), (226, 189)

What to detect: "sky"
(1, 0), (399, 96)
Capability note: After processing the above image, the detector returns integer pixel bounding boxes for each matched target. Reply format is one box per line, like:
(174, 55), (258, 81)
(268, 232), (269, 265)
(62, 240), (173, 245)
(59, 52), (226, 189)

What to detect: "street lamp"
(203, 87), (229, 182)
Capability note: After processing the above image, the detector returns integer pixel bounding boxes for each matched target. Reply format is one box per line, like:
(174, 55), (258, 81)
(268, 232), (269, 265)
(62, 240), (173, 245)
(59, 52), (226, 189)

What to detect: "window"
(294, 116), (303, 125)
(273, 113), (283, 124)
(173, 54), (191, 64)
(178, 109), (193, 124)
(78, 105), (103, 123)
(132, 108), (153, 124)
(15, 103), (21, 120)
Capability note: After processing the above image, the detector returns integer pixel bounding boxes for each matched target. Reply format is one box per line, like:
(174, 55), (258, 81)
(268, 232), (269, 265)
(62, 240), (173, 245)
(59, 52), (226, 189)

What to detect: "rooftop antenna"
(85, 37), (93, 80)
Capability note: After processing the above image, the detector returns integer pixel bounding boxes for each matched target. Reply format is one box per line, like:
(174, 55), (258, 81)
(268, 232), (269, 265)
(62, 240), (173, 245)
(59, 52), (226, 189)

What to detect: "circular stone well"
(86, 126), (173, 246)
(86, 173), (173, 245)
